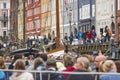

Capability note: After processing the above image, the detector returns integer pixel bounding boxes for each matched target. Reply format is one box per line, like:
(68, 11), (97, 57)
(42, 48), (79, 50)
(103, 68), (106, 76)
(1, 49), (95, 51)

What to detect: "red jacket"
(87, 32), (92, 39)
(63, 66), (76, 79)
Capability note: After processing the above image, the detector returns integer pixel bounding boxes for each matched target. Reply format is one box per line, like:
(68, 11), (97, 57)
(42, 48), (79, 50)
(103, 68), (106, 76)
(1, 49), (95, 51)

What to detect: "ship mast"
(56, 0), (60, 48)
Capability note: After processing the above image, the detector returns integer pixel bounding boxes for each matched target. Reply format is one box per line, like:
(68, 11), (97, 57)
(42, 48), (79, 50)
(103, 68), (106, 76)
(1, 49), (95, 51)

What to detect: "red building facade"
(25, 0), (41, 38)
(116, 0), (120, 41)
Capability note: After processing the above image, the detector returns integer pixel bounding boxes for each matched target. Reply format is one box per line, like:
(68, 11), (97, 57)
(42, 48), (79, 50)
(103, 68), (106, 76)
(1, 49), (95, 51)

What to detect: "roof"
(5, 48), (40, 56)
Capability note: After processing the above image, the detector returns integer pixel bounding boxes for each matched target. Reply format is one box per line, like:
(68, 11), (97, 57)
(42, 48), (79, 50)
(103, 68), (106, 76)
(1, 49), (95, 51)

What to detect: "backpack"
(108, 29), (112, 36)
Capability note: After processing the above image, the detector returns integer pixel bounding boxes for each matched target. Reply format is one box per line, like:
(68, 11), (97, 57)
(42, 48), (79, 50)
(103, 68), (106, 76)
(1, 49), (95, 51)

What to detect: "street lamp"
(111, 14), (115, 34)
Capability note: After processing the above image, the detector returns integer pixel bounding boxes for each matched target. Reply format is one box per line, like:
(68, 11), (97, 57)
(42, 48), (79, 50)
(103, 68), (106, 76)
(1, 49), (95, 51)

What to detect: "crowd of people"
(63, 26), (115, 45)
(0, 50), (120, 80)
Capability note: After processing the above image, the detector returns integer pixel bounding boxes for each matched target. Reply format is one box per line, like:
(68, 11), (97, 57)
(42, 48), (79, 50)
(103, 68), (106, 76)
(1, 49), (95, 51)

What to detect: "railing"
(1, 69), (120, 80)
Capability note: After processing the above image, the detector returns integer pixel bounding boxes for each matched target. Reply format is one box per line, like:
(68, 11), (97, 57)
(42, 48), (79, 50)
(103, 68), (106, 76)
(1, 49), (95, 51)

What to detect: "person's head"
(5, 56), (11, 62)
(99, 60), (116, 72)
(33, 57), (44, 70)
(28, 54), (34, 60)
(63, 55), (75, 67)
(115, 61), (120, 73)
(82, 54), (94, 62)
(76, 57), (90, 71)
(0, 56), (6, 69)
(38, 53), (48, 62)
(46, 59), (56, 69)
(94, 56), (107, 68)
(13, 54), (23, 63)
(98, 50), (102, 56)
(14, 59), (25, 70)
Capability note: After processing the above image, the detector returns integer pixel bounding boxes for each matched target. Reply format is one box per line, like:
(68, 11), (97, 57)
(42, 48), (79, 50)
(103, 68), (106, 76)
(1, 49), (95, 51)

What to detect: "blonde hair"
(14, 59), (25, 70)
(77, 57), (91, 71)
(100, 60), (115, 72)
(0, 56), (6, 69)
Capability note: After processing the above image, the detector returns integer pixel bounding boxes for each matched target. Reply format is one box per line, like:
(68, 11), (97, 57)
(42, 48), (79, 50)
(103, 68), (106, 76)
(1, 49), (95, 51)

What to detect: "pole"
(23, 0), (26, 47)
(56, 0), (60, 48)
(63, 0), (65, 38)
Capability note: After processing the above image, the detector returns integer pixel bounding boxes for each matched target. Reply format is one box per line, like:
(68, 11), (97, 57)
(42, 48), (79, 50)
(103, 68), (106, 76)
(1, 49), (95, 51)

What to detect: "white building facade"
(96, 0), (116, 38)
(0, 0), (10, 41)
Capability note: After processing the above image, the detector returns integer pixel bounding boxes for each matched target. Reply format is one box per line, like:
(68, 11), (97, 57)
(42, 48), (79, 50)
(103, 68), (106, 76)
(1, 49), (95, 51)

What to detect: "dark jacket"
(42, 69), (58, 80)
(66, 70), (94, 80)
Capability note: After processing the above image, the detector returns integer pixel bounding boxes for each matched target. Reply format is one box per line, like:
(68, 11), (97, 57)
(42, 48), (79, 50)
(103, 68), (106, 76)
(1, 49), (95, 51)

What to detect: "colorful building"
(17, 0), (24, 40)
(40, 0), (51, 36)
(116, 0), (120, 41)
(25, 0), (41, 38)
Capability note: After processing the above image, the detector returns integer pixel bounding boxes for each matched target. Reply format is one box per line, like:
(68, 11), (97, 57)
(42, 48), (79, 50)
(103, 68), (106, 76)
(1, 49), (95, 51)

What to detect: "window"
(3, 3), (6, 8)
(118, 0), (120, 10)
(92, 5), (95, 17)
(4, 22), (6, 27)
(3, 31), (6, 36)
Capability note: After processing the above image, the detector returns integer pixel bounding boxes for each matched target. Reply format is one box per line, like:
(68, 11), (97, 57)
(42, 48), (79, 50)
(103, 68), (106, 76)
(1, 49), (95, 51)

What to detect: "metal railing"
(1, 69), (120, 80)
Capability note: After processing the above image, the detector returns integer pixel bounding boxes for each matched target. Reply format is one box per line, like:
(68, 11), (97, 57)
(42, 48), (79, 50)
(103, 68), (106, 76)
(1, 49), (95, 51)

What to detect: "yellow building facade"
(17, 0), (24, 40)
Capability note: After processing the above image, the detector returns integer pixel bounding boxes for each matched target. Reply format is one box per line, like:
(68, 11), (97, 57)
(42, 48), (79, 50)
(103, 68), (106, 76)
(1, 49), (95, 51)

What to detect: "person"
(37, 53), (48, 66)
(26, 38), (32, 48)
(115, 61), (120, 73)
(63, 55), (77, 79)
(33, 57), (45, 80)
(69, 32), (74, 44)
(87, 30), (92, 43)
(66, 57), (94, 80)
(64, 33), (68, 41)
(9, 59), (34, 80)
(110, 34), (116, 58)
(91, 29), (97, 42)
(43, 35), (49, 45)
(77, 30), (82, 44)
(0, 56), (7, 80)
(42, 59), (64, 80)
(99, 60), (120, 80)
(94, 55), (107, 80)
(94, 55), (107, 72)
(9, 54), (23, 69)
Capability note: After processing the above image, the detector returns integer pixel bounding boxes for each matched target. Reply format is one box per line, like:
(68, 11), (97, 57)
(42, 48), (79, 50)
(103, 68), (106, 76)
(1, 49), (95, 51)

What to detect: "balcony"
(0, 16), (8, 22)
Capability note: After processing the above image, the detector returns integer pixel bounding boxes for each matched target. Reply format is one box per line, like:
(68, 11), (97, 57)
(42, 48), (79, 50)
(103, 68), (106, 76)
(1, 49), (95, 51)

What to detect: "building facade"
(62, 0), (78, 37)
(0, 0), (10, 42)
(10, 0), (18, 42)
(17, 0), (24, 41)
(40, 0), (51, 36)
(25, 0), (41, 39)
(116, 0), (120, 41)
(96, 0), (116, 38)
(78, 0), (95, 32)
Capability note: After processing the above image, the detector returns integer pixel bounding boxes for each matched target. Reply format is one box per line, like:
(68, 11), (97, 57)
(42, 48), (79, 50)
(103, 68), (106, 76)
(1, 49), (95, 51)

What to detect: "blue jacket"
(77, 33), (82, 40)
(100, 70), (120, 80)
(0, 71), (6, 80)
